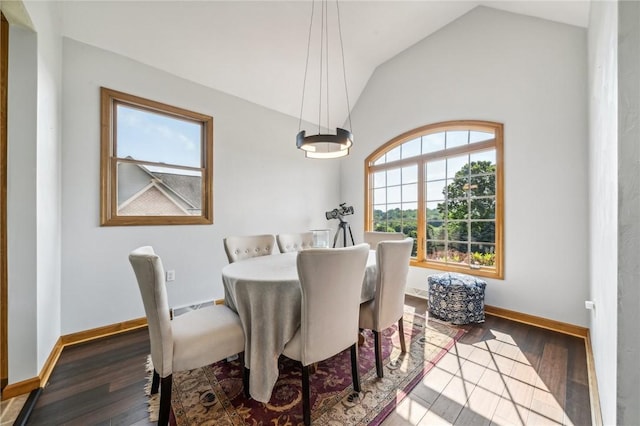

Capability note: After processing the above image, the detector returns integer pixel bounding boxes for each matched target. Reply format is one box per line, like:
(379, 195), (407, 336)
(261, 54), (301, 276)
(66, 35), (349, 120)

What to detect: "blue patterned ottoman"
(427, 272), (486, 325)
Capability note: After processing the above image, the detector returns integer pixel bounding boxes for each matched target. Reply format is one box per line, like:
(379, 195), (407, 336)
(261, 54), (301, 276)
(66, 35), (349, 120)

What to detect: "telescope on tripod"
(325, 203), (355, 248)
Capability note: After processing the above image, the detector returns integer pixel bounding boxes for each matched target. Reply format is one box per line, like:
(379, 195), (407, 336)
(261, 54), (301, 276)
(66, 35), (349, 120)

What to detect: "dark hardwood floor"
(25, 296), (591, 425)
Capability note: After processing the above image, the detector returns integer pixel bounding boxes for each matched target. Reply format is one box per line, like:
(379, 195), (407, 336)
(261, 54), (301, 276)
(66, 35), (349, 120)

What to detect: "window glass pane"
(470, 175), (495, 196)
(445, 198), (469, 220)
(426, 240), (446, 262)
(402, 202), (418, 212)
(373, 206), (388, 231)
(116, 104), (201, 168)
(470, 244), (496, 267)
(470, 149), (496, 165)
(373, 171), (386, 188)
(446, 130), (468, 149)
(401, 204), (417, 241)
(386, 204), (401, 227)
(426, 180), (446, 202)
(373, 155), (386, 166)
(470, 198), (495, 219)
(117, 162), (202, 216)
(447, 221), (468, 242)
(471, 221), (495, 243)
(422, 132), (445, 154)
(447, 242), (468, 264)
(447, 154), (469, 179)
(469, 131), (494, 143)
(402, 183), (418, 202)
(387, 186), (401, 204)
(402, 165), (418, 184)
(386, 146), (401, 162)
(427, 224), (446, 240)
(387, 168), (401, 186)
(469, 160), (496, 178)
(373, 187), (386, 205)
(426, 201), (444, 222)
(426, 159), (446, 181)
(445, 176), (469, 201)
(401, 138), (421, 159)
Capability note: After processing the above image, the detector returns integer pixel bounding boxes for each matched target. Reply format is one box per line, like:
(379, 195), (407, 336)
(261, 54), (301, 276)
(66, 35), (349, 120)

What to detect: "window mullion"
(417, 158), (425, 261)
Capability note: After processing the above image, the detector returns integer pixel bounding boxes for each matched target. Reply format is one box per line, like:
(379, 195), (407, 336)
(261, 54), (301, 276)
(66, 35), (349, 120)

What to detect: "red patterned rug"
(146, 310), (465, 425)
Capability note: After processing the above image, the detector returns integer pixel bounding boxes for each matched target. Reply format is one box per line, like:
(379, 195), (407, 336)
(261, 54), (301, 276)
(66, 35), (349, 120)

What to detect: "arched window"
(365, 120), (503, 279)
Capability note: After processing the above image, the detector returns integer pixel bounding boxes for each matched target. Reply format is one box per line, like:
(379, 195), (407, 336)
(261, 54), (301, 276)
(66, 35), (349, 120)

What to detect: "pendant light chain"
(298, 0), (316, 133)
(336, 0), (352, 132)
(324, 0), (330, 133)
(296, 0), (354, 159)
(318, 0), (325, 134)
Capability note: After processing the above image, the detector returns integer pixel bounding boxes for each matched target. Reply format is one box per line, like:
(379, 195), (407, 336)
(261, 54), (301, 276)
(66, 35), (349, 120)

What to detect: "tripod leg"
(343, 224), (347, 247)
(347, 224), (355, 246)
(333, 228), (340, 248)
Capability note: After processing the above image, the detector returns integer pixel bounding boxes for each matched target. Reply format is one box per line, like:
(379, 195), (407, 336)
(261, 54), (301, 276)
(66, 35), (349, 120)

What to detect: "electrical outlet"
(166, 270), (176, 282)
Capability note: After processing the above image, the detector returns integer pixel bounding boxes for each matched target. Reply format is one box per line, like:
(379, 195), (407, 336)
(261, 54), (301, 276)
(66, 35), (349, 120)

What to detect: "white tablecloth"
(222, 250), (377, 402)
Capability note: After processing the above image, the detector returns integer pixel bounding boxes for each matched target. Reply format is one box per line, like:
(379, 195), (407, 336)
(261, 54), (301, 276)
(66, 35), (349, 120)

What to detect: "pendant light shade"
(296, 0), (353, 159)
(296, 128), (353, 159)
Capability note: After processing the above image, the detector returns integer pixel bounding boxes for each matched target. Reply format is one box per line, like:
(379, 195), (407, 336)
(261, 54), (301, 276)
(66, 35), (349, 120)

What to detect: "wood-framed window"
(100, 87), (213, 226)
(365, 120), (504, 279)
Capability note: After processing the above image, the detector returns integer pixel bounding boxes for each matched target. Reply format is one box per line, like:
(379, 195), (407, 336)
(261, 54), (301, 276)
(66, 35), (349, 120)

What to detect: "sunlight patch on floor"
(381, 326), (574, 425)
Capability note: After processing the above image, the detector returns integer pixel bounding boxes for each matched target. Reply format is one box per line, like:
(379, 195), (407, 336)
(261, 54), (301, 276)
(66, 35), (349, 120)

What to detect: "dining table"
(221, 250), (377, 403)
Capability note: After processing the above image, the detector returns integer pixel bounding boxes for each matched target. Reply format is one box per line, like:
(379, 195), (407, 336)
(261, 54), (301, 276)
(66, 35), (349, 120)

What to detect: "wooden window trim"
(364, 120), (504, 279)
(1, 12), (8, 390)
(100, 87), (214, 226)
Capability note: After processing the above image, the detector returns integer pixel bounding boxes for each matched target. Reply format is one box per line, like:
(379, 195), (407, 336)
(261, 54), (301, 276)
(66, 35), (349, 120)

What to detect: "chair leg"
(373, 330), (383, 378)
(151, 369), (160, 395)
(243, 366), (251, 399)
(350, 343), (361, 392)
(398, 318), (407, 353)
(159, 375), (172, 426)
(302, 364), (311, 426)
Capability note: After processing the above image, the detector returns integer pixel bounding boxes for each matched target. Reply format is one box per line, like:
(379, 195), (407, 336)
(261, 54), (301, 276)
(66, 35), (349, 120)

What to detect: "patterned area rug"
(146, 310), (465, 425)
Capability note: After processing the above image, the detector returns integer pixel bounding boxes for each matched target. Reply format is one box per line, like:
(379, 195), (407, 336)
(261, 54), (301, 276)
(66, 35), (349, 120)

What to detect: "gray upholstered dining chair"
(358, 238), (413, 378)
(129, 246), (245, 426)
(282, 243), (370, 426)
(363, 231), (406, 250)
(223, 234), (276, 263)
(276, 232), (314, 253)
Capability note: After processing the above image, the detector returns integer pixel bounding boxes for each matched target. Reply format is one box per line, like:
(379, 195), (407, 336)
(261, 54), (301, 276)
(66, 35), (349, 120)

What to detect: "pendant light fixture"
(296, 0), (353, 159)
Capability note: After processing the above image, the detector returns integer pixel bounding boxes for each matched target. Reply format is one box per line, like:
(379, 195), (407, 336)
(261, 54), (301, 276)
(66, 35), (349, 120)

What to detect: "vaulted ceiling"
(58, 1), (590, 127)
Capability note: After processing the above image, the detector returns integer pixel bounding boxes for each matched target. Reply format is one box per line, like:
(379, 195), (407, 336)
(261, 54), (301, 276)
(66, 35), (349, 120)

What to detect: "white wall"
(7, 24), (39, 384)
(6, 0), (63, 383)
(587, 1), (617, 424)
(341, 6), (589, 326)
(615, 1), (640, 423)
(61, 39), (340, 334)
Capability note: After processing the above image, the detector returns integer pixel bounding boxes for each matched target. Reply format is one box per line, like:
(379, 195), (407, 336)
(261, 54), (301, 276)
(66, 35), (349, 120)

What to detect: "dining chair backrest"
(128, 246), (173, 377)
(276, 232), (314, 253)
(363, 231), (406, 250)
(296, 243), (370, 365)
(374, 238), (414, 330)
(130, 246), (245, 425)
(223, 234), (276, 263)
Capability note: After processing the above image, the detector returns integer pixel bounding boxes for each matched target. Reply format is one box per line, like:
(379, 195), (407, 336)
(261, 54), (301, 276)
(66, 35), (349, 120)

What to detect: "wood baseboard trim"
(484, 304), (588, 338)
(1, 376), (39, 400)
(38, 337), (63, 387)
(60, 317), (147, 347)
(2, 317), (148, 400)
(585, 331), (603, 426)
